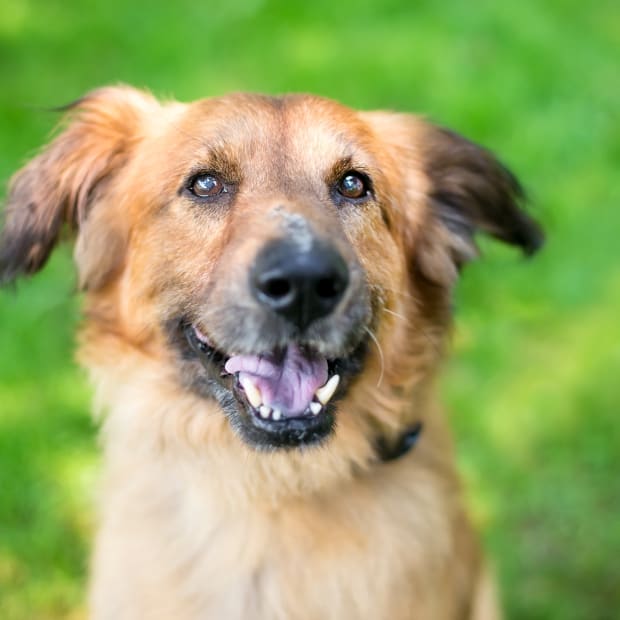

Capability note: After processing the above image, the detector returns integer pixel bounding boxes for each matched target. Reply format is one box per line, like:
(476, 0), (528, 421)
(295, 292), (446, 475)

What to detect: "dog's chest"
(93, 447), (468, 619)
(158, 486), (458, 620)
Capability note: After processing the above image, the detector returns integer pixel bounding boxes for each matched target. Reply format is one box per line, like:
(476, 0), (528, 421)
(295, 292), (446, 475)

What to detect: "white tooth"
(259, 405), (271, 419)
(310, 402), (322, 415)
(272, 408), (282, 421)
(315, 374), (340, 405)
(240, 376), (262, 408)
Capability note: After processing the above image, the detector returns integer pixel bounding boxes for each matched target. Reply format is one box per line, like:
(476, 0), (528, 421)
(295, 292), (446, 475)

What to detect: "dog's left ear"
(419, 123), (543, 271)
(363, 113), (544, 286)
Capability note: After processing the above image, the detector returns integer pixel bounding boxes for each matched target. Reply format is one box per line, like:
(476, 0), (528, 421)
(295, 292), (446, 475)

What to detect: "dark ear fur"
(423, 124), (543, 264)
(360, 111), (543, 286)
(0, 85), (154, 288)
(411, 122), (544, 287)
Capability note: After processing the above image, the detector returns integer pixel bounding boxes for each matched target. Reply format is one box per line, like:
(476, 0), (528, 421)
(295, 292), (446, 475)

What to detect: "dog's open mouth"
(225, 343), (339, 420)
(182, 323), (363, 449)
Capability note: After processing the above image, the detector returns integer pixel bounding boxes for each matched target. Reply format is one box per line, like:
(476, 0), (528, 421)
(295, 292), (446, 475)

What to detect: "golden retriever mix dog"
(0, 86), (542, 619)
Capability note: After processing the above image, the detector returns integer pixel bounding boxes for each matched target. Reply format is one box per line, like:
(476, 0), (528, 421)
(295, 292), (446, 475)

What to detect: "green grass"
(1, 1), (618, 617)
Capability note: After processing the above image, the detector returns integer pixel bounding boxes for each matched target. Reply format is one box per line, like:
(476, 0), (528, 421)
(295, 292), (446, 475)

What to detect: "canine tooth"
(310, 402), (322, 415)
(315, 374), (340, 405)
(272, 408), (282, 421)
(259, 405), (271, 419)
(240, 376), (262, 408)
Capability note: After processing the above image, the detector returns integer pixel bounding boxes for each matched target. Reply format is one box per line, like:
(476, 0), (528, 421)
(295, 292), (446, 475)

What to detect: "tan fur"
(1, 86), (542, 619)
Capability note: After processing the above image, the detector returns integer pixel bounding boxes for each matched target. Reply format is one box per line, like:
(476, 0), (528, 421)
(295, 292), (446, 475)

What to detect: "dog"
(0, 86), (542, 619)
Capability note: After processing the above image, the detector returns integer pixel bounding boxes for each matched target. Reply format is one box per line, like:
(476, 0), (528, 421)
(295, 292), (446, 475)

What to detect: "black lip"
(177, 321), (368, 450)
(184, 322), (228, 377)
(233, 374), (337, 449)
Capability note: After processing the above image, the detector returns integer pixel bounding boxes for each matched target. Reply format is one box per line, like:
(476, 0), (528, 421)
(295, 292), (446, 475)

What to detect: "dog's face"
(128, 94), (400, 449)
(0, 87), (542, 452)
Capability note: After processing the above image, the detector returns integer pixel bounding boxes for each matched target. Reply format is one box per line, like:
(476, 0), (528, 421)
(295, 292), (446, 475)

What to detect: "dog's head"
(0, 86), (542, 453)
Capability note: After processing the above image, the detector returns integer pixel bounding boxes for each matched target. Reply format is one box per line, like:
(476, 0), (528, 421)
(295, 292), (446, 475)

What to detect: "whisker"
(378, 302), (443, 357)
(382, 307), (410, 325)
(364, 326), (385, 388)
(372, 284), (416, 302)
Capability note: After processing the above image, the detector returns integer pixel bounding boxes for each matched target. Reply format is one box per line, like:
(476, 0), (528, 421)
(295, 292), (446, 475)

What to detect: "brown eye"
(191, 174), (225, 198)
(337, 172), (369, 200)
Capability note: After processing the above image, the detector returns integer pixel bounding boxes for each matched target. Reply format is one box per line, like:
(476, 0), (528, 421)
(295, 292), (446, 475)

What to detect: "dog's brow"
(327, 155), (373, 182)
(332, 156), (354, 177)
(169, 121), (240, 165)
(205, 147), (241, 177)
(181, 145), (242, 183)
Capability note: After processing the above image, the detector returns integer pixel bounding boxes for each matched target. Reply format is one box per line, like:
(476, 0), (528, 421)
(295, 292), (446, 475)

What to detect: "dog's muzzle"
(176, 236), (370, 450)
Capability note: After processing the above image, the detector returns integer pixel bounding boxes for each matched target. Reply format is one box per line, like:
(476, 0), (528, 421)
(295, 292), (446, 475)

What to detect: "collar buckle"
(375, 422), (423, 463)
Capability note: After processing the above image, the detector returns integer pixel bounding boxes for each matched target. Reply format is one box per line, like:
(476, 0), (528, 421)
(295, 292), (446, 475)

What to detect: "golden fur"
(0, 86), (542, 619)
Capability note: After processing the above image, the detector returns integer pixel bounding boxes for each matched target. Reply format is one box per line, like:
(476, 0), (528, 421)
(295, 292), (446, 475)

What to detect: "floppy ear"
(362, 112), (544, 286)
(415, 122), (544, 286)
(421, 122), (543, 259)
(0, 85), (155, 289)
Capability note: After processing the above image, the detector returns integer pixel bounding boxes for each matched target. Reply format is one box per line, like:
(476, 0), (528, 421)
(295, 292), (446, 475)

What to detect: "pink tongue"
(224, 345), (328, 416)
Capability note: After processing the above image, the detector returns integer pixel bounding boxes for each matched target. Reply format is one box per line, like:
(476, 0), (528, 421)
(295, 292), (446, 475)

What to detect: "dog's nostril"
(316, 277), (342, 299)
(261, 277), (292, 300)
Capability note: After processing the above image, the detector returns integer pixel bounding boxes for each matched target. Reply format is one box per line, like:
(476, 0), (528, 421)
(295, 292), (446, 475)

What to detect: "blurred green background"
(0, 0), (618, 618)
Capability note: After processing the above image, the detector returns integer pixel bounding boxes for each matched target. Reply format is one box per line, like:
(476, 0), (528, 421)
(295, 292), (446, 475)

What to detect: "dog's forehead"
(172, 94), (375, 173)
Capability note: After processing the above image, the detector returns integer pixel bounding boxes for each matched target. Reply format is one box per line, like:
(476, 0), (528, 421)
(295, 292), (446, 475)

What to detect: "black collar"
(375, 422), (423, 463)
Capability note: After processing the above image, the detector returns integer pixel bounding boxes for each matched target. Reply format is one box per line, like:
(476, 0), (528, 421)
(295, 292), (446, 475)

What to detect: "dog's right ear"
(0, 85), (156, 289)
(362, 111), (543, 287)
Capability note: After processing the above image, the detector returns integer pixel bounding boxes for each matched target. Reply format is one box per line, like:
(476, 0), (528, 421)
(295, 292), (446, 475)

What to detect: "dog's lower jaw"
(170, 319), (371, 451)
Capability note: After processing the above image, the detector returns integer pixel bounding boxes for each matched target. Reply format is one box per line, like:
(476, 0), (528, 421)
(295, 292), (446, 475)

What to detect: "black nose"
(251, 239), (350, 330)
